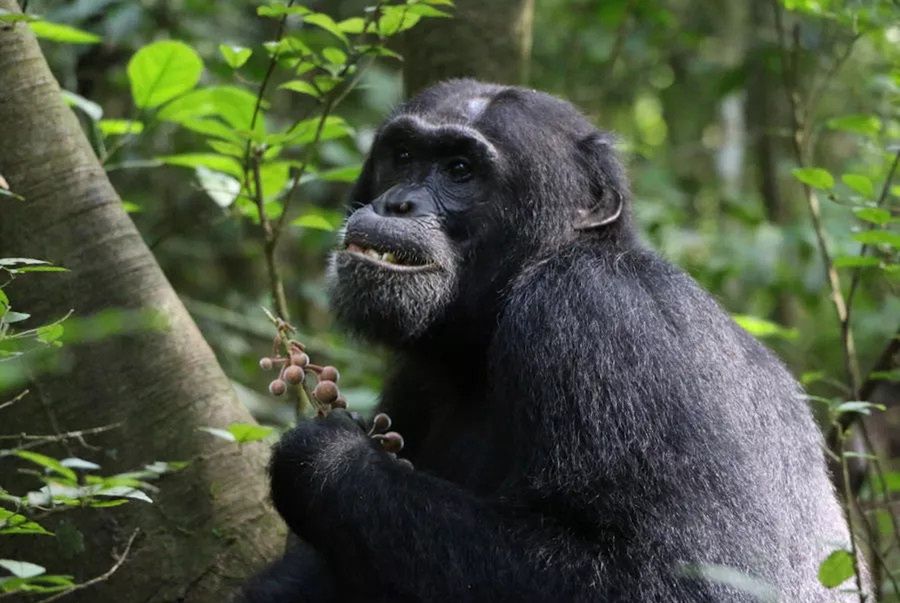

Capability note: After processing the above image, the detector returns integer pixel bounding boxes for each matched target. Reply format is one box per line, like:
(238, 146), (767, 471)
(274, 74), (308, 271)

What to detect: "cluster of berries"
(259, 339), (347, 411)
(257, 319), (409, 463)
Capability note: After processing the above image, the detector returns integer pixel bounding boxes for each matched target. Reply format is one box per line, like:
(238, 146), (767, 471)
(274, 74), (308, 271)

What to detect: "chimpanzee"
(240, 80), (860, 602)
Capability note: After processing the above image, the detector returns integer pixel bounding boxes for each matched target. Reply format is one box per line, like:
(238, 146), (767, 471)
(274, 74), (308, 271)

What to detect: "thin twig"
(772, 0), (862, 397)
(33, 528), (139, 603)
(0, 389), (28, 412)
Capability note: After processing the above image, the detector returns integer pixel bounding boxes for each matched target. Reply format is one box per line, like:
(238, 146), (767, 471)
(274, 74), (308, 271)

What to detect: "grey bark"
(401, 0), (534, 95)
(0, 4), (284, 601)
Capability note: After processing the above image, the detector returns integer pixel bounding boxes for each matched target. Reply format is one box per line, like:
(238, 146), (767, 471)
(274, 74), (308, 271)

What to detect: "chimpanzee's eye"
(446, 158), (472, 182)
(395, 147), (412, 165)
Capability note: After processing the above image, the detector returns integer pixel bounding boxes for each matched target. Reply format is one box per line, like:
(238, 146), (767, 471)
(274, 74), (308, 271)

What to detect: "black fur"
(240, 80), (858, 602)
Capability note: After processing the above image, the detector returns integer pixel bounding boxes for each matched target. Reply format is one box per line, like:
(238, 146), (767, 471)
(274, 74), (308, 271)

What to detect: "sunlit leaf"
(827, 114), (881, 137)
(841, 174), (873, 198)
(833, 255), (880, 268)
(0, 559), (46, 579)
(158, 154), (243, 179)
(29, 21), (100, 44)
(226, 423), (275, 443)
(791, 167), (834, 190)
(98, 119), (144, 136)
(219, 44), (252, 69)
(853, 207), (891, 226)
(15, 451), (77, 482)
(304, 13), (349, 45)
(853, 230), (900, 248)
(280, 79), (322, 98)
(128, 40), (203, 109)
(732, 314), (798, 340)
(195, 166), (241, 208)
(818, 550), (854, 588)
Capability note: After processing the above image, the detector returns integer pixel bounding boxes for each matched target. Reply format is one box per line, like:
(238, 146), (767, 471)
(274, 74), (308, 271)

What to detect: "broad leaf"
(791, 167), (834, 190)
(128, 40), (203, 109)
(219, 44), (252, 69)
(818, 550), (854, 588)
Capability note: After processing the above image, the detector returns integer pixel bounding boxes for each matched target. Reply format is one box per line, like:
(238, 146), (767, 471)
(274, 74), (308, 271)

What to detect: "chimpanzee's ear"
(574, 132), (629, 231)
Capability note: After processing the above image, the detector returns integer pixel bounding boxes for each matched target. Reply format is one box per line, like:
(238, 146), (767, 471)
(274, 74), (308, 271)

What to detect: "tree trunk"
(0, 5), (284, 602)
(401, 0), (534, 95)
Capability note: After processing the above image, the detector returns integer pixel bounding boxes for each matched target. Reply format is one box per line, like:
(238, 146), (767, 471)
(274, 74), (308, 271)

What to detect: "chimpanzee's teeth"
(346, 243), (411, 266)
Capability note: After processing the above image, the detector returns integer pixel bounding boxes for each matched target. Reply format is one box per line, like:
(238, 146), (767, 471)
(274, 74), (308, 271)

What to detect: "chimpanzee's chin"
(327, 252), (456, 344)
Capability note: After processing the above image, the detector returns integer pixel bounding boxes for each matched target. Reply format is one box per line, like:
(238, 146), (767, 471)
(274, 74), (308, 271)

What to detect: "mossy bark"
(0, 3), (284, 601)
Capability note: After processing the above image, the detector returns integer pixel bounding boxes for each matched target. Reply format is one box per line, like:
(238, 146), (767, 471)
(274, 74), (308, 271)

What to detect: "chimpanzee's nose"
(372, 186), (433, 218)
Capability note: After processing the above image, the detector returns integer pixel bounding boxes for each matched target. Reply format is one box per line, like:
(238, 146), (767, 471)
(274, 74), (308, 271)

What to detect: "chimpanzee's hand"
(268, 410), (374, 541)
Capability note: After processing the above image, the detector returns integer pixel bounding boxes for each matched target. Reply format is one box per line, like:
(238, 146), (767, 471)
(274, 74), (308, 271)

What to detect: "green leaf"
(36, 323), (64, 344)
(257, 3), (311, 18)
(29, 21), (100, 44)
(835, 401), (886, 416)
(97, 486), (152, 503)
(791, 167), (834, 190)
(219, 44), (252, 69)
(318, 164), (362, 183)
(157, 86), (261, 133)
(841, 174), (874, 198)
(378, 6), (422, 35)
(195, 167), (241, 208)
(16, 451), (77, 482)
(61, 90), (103, 121)
(818, 549), (855, 588)
(198, 426), (237, 442)
(827, 114), (881, 137)
(226, 423), (275, 444)
(292, 212), (336, 231)
(853, 230), (900, 248)
(0, 509), (51, 536)
(869, 369), (900, 382)
(322, 47), (347, 66)
(304, 13), (349, 45)
(0, 559), (46, 579)
(98, 119), (144, 136)
(276, 116), (352, 146)
(732, 314), (798, 340)
(158, 154), (243, 179)
(127, 40), (203, 109)
(853, 207), (891, 226)
(279, 79), (322, 98)
(338, 17), (366, 33)
(833, 255), (880, 268)
(0, 9), (38, 23)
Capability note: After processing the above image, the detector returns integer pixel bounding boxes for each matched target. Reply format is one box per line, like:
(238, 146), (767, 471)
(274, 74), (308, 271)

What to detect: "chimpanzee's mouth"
(343, 240), (437, 272)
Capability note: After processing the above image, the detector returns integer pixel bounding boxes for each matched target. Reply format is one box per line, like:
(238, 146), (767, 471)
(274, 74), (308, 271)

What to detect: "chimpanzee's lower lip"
(340, 247), (438, 273)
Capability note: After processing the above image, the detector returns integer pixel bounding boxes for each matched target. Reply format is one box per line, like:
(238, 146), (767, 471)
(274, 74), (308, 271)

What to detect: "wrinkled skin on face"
(328, 83), (626, 347)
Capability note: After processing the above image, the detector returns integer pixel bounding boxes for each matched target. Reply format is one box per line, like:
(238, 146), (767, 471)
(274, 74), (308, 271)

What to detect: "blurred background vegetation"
(29, 0), (893, 423)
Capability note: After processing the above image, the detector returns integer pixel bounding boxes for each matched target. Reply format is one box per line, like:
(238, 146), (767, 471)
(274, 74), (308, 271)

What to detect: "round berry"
(372, 413), (391, 433)
(268, 379), (287, 396)
(319, 366), (340, 383)
(291, 353), (309, 367)
(380, 431), (404, 454)
(283, 365), (305, 385)
(332, 396), (347, 409)
(259, 357), (274, 370)
(313, 380), (339, 404)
